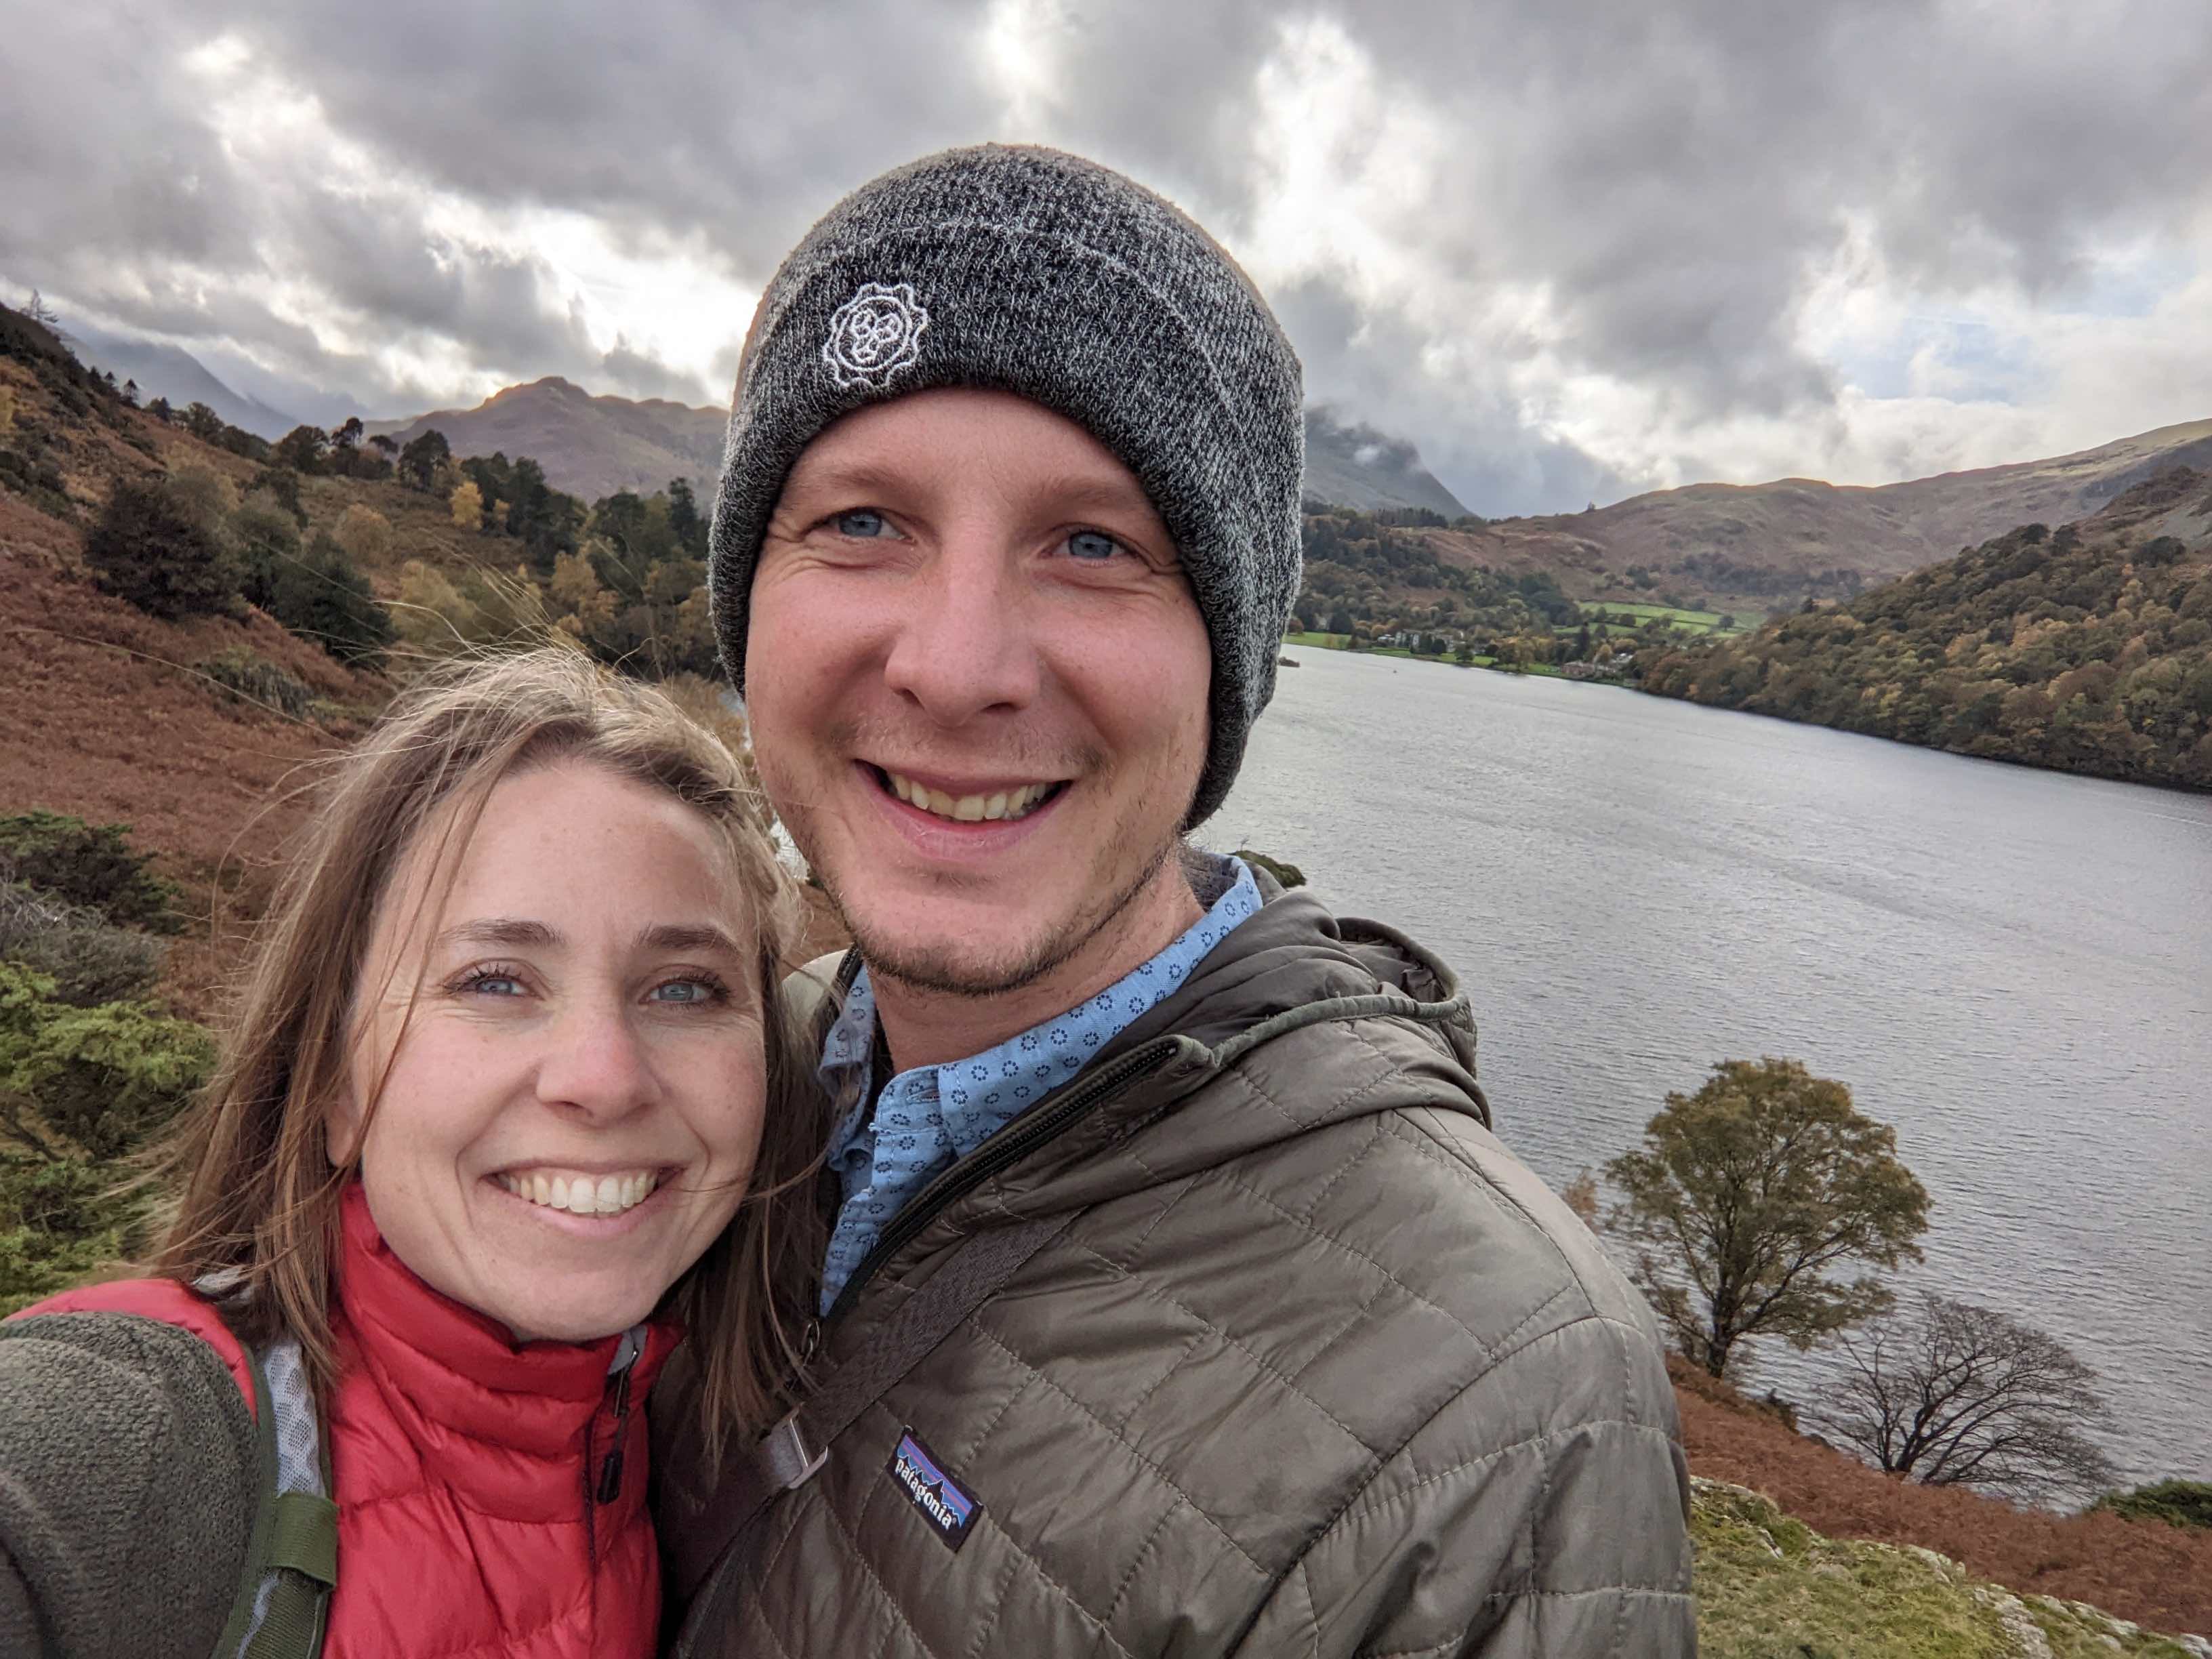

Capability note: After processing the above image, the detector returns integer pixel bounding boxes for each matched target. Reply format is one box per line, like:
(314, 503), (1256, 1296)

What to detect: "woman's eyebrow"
(636, 922), (746, 958)
(436, 918), (561, 949)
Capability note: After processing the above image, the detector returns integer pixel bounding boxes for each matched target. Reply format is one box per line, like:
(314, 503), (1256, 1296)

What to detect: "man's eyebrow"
(636, 922), (748, 958)
(435, 918), (561, 950)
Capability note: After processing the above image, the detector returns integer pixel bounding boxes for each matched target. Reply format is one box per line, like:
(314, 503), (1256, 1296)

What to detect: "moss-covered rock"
(1692, 1479), (2209, 1658)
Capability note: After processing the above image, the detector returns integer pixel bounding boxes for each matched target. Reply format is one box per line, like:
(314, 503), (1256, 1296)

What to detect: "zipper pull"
(594, 1326), (645, 1504)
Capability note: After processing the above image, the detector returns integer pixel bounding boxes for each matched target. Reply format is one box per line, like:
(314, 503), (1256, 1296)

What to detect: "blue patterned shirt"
(815, 855), (1262, 1312)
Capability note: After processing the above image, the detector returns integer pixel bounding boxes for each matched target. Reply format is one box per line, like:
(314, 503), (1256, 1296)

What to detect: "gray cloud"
(3, 0), (2207, 512)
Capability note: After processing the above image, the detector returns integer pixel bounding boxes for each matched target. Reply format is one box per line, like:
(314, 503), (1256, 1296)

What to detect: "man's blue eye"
(834, 510), (889, 538)
(1067, 530), (1120, 561)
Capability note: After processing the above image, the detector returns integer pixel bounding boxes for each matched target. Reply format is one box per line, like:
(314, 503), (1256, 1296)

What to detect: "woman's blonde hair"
(157, 647), (825, 1446)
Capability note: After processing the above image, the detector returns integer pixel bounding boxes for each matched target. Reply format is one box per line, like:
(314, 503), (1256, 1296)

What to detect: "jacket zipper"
(823, 1038), (1187, 1324)
(593, 1326), (645, 1507)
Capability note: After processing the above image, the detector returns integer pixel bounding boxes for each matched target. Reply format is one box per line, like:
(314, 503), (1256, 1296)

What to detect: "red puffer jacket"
(33, 1183), (680, 1657)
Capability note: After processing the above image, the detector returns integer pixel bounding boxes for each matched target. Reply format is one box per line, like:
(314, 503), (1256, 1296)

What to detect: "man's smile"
(868, 764), (1069, 825)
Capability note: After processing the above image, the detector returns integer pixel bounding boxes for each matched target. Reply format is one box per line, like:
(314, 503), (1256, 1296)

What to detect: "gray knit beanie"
(709, 143), (1304, 827)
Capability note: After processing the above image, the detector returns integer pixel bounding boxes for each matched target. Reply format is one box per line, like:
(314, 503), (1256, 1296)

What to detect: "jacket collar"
(331, 1183), (678, 1517)
(812, 879), (1487, 1322)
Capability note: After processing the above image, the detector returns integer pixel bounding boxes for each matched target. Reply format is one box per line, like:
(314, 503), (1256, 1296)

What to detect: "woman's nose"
(533, 1002), (657, 1120)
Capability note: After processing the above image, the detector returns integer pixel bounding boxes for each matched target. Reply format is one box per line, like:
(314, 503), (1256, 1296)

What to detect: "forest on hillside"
(1637, 469), (2212, 790)
(1294, 506), (1578, 640)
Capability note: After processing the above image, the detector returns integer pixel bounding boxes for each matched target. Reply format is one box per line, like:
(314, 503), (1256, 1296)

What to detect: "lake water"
(1201, 647), (2212, 1490)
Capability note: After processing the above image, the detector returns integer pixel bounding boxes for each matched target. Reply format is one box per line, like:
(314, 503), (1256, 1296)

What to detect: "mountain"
(370, 378), (1475, 516)
(1300, 409), (1469, 517)
(1425, 417), (2212, 613)
(368, 377), (728, 502)
(1635, 464), (2212, 790)
(62, 321), (300, 441)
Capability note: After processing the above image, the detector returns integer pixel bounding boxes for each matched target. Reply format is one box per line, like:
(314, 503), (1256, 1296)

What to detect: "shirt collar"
(817, 854), (1261, 1155)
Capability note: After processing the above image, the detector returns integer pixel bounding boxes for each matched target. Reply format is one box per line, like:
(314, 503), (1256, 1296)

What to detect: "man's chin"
(842, 911), (1071, 999)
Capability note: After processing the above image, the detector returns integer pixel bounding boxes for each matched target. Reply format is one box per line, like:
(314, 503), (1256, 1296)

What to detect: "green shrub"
(83, 476), (244, 619)
(0, 810), (182, 933)
(2095, 1479), (2212, 1530)
(197, 647), (316, 720)
(275, 531), (395, 666)
(1233, 848), (1308, 888)
(0, 882), (164, 1006)
(0, 963), (216, 1312)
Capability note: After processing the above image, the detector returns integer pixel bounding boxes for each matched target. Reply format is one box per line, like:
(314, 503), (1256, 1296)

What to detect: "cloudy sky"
(7, 1), (2210, 514)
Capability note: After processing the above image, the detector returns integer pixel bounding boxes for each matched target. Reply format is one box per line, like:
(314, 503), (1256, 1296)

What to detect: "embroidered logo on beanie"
(822, 281), (930, 388)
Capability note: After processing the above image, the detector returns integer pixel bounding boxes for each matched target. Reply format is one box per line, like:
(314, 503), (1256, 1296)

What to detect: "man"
(665, 144), (1693, 1656)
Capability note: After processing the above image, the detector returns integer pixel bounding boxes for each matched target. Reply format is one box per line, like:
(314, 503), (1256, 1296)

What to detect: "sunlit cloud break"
(2, 0), (2206, 514)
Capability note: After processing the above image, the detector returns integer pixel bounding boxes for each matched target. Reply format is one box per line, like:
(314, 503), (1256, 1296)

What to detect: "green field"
(1571, 602), (1756, 636)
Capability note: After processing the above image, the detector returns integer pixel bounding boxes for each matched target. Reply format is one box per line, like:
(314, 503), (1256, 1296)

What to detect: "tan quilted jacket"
(662, 882), (1694, 1656)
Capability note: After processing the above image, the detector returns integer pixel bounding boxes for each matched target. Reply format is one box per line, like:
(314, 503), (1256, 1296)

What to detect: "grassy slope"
(1694, 1479), (2209, 1658)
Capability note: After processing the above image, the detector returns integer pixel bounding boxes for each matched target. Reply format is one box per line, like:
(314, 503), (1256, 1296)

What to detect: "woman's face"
(331, 758), (767, 1345)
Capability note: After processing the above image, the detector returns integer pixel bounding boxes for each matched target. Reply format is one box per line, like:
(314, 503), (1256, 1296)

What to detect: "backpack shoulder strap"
(207, 1328), (337, 1659)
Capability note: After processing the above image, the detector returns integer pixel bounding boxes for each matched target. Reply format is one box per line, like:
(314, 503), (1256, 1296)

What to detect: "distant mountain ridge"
(1404, 417), (2212, 613)
(364, 373), (2212, 617)
(64, 320), (300, 441)
(367, 377), (728, 502)
(367, 377), (1475, 518)
(1300, 409), (1469, 517)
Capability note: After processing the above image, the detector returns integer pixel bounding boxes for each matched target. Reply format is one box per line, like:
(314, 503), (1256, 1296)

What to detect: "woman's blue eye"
(649, 979), (719, 1004)
(1067, 530), (1121, 561)
(465, 973), (525, 997)
(834, 509), (890, 538)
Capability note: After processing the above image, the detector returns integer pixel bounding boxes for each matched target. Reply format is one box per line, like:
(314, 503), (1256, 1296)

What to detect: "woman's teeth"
(496, 1170), (659, 1216)
(884, 771), (1057, 823)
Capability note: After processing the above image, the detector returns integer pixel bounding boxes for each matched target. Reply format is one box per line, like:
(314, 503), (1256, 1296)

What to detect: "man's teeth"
(495, 1170), (659, 1216)
(884, 771), (1057, 822)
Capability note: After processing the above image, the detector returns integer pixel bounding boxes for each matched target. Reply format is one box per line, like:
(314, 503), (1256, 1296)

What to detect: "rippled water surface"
(1202, 647), (2212, 1487)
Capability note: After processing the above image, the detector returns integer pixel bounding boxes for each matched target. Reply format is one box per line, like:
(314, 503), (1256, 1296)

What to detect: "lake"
(1202, 646), (2212, 1490)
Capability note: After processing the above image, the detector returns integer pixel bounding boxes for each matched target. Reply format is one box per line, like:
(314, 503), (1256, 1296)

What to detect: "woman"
(0, 649), (826, 1658)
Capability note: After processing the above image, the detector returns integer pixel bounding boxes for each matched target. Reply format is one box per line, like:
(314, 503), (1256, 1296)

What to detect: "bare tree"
(1813, 1292), (2116, 1506)
(20, 289), (69, 342)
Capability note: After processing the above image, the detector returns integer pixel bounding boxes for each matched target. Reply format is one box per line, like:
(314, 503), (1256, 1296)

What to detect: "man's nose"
(535, 1001), (657, 1122)
(880, 535), (1040, 724)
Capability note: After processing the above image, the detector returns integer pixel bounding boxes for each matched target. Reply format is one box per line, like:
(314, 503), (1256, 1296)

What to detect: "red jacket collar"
(332, 1182), (680, 1511)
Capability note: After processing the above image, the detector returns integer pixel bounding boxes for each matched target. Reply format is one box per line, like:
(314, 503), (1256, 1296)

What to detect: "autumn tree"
(400, 428), (452, 492)
(450, 478), (485, 530)
(1812, 1292), (2116, 1505)
(334, 503), (394, 568)
(84, 478), (242, 620)
(1604, 1057), (1930, 1379)
(272, 424), (331, 474)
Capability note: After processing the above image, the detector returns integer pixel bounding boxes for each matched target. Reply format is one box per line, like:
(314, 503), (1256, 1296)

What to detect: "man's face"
(745, 388), (1211, 996)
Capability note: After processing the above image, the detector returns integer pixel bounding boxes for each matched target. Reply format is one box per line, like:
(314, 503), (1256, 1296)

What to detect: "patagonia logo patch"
(888, 1428), (979, 1551)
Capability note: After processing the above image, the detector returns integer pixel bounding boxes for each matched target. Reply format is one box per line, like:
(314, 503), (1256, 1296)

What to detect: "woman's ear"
(326, 1083), (363, 1168)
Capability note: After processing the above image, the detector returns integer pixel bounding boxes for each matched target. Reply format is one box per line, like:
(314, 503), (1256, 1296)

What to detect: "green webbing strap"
(209, 1338), (281, 1659)
(266, 1491), (339, 1585)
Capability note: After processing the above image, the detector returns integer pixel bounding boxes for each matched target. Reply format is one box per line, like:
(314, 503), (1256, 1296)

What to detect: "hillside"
(1392, 418), (2212, 620)
(64, 320), (300, 441)
(1300, 407), (1469, 516)
(369, 375), (730, 501)
(1635, 467), (2212, 790)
